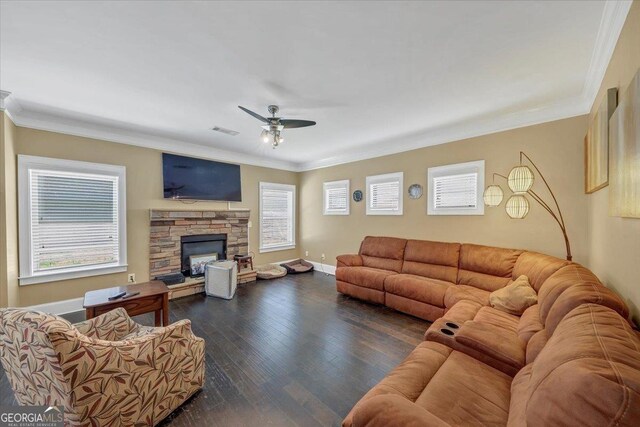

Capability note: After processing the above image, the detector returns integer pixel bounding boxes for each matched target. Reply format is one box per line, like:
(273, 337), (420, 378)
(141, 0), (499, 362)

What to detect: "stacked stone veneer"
(149, 210), (249, 278)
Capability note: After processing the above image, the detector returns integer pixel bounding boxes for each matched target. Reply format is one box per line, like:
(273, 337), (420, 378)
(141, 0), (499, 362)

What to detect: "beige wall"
(299, 115), (588, 266)
(0, 112), (19, 308)
(1, 125), (298, 307)
(587, 1), (640, 322)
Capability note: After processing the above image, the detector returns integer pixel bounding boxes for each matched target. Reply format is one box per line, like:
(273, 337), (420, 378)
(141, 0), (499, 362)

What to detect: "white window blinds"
(18, 156), (127, 285)
(323, 180), (350, 215)
(428, 160), (485, 216)
(433, 173), (478, 209)
(30, 170), (120, 273)
(366, 172), (403, 215)
(260, 182), (296, 251)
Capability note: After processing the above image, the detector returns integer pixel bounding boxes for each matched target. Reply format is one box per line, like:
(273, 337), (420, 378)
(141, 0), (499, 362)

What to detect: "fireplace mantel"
(148, 209), (249, 278)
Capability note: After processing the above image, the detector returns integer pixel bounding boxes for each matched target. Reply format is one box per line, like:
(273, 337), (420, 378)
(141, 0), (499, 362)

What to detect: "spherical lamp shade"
(508, 165), (534, 194)
(483, 185), (504, 207)
(505, 195), (530, 219)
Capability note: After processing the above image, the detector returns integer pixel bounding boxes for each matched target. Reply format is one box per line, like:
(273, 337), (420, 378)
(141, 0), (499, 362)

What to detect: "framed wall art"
(585, 87), (617, 193)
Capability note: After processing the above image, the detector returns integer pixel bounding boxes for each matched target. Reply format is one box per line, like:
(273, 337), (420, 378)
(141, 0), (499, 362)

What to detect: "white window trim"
(427, 160), (485, 216)
(323, 179), (350, 216)
(18, 155), (128, 285)
(366, 172), (404, 216)
(259, 182), (296, 253)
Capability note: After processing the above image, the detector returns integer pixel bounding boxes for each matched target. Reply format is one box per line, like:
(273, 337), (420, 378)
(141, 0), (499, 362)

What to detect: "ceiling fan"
(238, 105), (316, 148)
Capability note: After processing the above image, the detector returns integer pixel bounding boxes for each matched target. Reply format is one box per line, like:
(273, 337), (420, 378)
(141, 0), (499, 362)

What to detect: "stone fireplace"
(149, 209), (249, 279)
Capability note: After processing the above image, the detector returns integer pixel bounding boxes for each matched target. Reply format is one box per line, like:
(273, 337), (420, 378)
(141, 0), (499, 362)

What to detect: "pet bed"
(255, 264), (287, 280)
(281, 259), (314, 274)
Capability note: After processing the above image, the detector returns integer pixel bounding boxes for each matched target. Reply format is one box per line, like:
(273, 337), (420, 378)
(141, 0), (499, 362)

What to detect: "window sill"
(365, 210), (404, 216)
(19, 264), (128, 286)
(259, 245), (296, 253)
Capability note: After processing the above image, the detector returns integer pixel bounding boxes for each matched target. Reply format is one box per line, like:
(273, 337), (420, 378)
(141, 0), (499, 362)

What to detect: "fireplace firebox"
(181, 234), (227, 276)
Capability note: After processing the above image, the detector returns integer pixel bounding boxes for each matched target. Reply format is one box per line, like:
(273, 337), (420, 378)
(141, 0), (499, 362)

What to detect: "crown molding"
(299, 96), (586, 171)
(581, 0), (632, 110)
(4, 105), (299, 171)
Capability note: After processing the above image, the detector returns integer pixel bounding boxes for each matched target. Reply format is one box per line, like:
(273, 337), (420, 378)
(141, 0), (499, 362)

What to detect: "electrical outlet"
(321, 253), (326, 260)
(128, 273), (136, 283)
(248, 221), (252, 228)
(305, 250), (309, 257)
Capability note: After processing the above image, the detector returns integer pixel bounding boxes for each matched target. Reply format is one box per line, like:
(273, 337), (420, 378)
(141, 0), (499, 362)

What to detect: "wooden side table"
(83, 281), (170, 327)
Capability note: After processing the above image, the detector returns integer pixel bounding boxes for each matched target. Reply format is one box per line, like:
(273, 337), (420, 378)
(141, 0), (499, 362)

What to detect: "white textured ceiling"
(0, 1), (631, 170)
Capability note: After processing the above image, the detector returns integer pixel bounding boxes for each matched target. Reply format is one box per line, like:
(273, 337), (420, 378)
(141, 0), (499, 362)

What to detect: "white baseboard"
(309, 261), (336, 276)
(27, 297), (84, 316)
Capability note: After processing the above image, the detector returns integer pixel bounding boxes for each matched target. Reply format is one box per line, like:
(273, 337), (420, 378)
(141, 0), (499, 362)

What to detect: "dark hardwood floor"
(0, 272), (430, 426)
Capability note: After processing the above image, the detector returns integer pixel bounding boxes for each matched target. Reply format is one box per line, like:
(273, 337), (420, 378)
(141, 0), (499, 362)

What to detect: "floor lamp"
(483, 151), (572, 261)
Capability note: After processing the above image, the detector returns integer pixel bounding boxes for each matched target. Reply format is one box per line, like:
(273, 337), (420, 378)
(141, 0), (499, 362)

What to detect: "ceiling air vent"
(211, 126), (239, 136)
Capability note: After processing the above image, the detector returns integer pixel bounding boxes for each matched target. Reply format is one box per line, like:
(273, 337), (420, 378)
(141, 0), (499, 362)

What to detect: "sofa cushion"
(516, 304), (543, 344)
(489, 275), (538, 315)
(385, 294), (445, 322)
(343, 341), (452, 427)
(344, 341), (512, 427)
(508, 304), (640, 427)
(458, 244), (523, 291)
(384, 274), (453, 306)
(359, 236), (407, 273)
(401, 240), (460, 283)
(525, 329), (548, 364)
(538, 264), (629, 335)
(512, 251), (570, 292)
(444, 285), (491, 308)
(415, 350), (512, 426)
(335, 266), (397, 291)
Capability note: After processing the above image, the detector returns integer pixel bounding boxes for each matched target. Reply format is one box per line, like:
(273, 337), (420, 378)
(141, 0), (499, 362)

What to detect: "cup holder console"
(440, 328), (455, 336)
(445, 322), (460, 329)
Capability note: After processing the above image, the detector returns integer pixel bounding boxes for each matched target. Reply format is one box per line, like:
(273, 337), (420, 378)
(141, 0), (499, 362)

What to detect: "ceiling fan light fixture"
(238, 105), (316, 150)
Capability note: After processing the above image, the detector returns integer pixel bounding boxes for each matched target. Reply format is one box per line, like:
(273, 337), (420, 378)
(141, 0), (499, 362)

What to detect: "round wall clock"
(353, 190), (363, 202)
(408, 184), (423, 199)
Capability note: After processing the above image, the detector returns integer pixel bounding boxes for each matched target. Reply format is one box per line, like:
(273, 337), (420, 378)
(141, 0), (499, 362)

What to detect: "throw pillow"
(489, 275), (537, 315)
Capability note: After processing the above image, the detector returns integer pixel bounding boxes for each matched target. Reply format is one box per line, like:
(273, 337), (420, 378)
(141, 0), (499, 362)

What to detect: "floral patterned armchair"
(0, 307), (205, 426)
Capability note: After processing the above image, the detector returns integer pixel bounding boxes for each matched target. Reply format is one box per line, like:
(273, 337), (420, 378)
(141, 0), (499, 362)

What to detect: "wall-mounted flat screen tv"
(162, 153), (242, 201)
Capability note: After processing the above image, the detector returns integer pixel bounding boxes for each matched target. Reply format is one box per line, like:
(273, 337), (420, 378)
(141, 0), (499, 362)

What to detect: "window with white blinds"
(323, 180), (350, 215)
(259, 182), (296, 252)
(366, 172), (403, 215)
(427, 160), (485, 216)
(18, 156), (127, 285)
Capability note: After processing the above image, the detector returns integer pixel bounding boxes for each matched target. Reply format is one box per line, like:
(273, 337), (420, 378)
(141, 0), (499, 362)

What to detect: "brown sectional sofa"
(337, 236), (567, 322)
(338, 236), (640, 426)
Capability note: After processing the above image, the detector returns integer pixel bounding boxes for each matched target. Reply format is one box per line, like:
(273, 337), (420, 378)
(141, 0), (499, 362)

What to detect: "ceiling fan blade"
(280, 119), (317, 128)
(238, 106), (269, 123)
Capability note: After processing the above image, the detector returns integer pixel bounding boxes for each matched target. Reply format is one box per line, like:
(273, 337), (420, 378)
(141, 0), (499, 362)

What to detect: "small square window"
(366, 172), (403, 215)
(323, 180), (350, 215)
(428, 160), (485, 215)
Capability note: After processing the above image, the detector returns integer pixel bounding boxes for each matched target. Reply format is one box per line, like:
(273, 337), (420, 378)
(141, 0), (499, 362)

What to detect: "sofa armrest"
(73, 307), (137, 341)
(455, 321), (525, 369)
(425, 319), (524, 376)
(352, 395), (451, 427)
(337, 254), (363, 268)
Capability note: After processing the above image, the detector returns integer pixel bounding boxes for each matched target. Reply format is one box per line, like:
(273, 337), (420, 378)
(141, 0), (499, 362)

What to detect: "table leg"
(85, 308), (94, 320)
(162, 293), (169, 326)
(154, 309), (161, 327)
